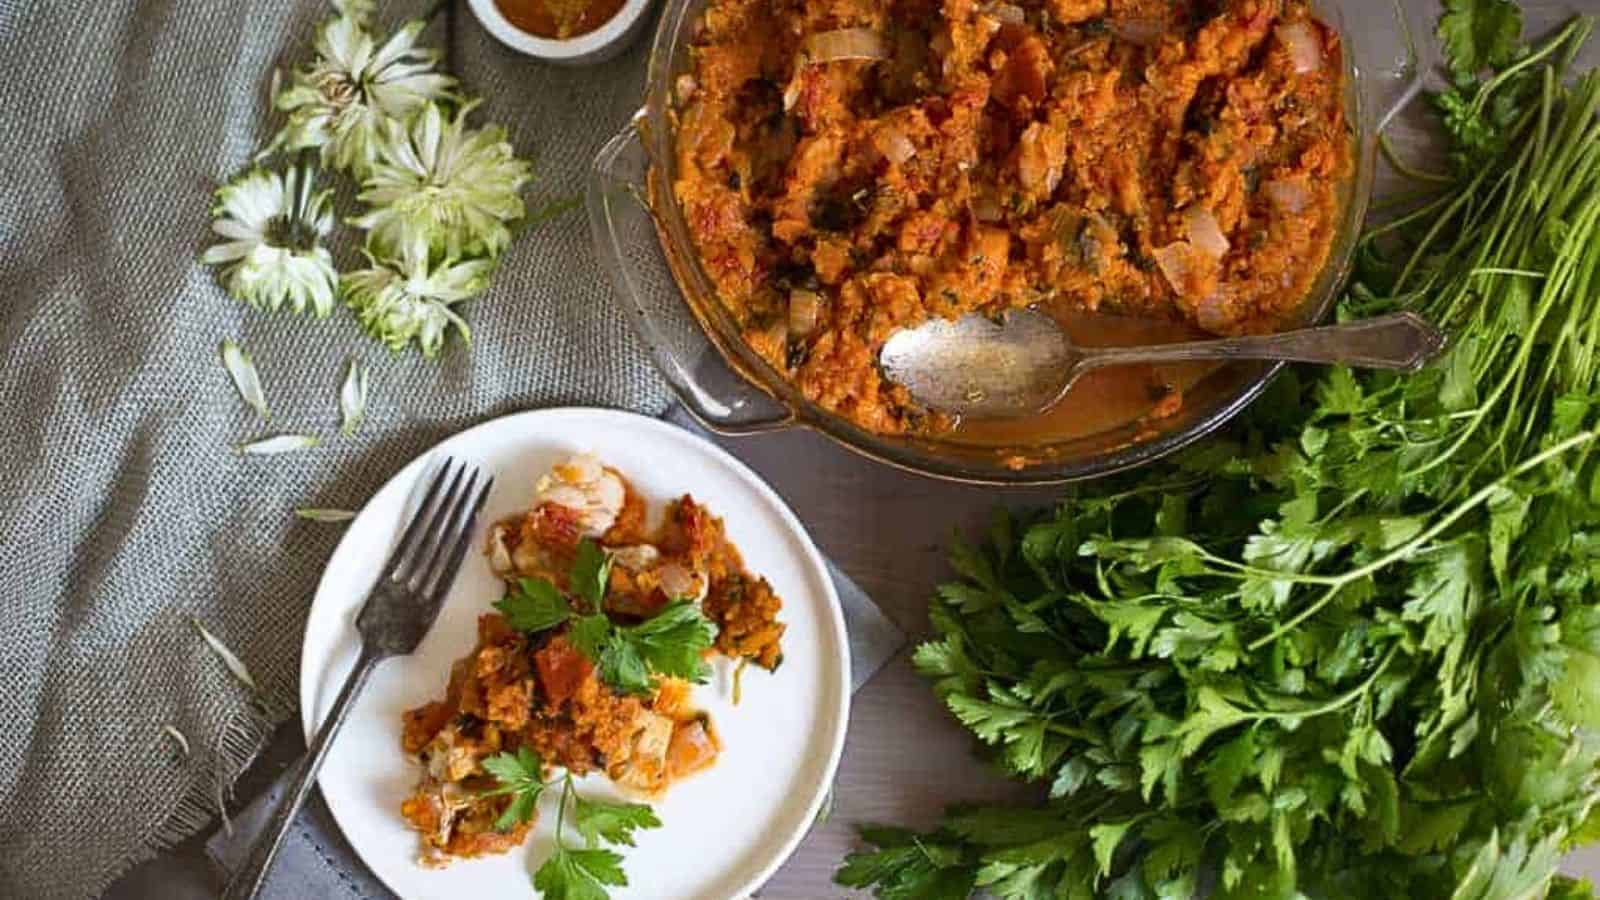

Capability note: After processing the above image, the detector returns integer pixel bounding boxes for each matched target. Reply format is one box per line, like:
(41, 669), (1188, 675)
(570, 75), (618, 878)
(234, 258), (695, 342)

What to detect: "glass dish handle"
(588, 114), (795, 435)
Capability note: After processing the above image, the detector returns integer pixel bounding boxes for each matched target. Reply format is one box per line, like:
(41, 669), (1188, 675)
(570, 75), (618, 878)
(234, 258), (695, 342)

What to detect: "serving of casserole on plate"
(299, 408), (849, 900)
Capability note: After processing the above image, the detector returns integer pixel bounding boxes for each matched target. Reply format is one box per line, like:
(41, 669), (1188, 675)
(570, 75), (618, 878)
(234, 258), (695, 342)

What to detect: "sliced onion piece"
(1196, 288), (1233, 333)
(1110, 17), (1165, 47)
(971, 191), (1004, 223)
(789, 288), (822, 337)
(876, 127), (917, 164)
(782, 68), (803, 111)
(1153, 242), (1194, 294)
(674, 74), (699, 104)
(1264, 178), (1310, 214)
(983, 2), (1025, 24)
(1276, 21), (1322, 74)
(803, 28), (888, 63)
(1183, 205), (1230, 258)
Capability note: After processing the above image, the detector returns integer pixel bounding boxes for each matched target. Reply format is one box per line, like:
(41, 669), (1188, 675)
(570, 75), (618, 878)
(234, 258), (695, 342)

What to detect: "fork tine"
(407, 468), (481, 590)
(386, 460), (464, 582)
(422, 474), (494, 601)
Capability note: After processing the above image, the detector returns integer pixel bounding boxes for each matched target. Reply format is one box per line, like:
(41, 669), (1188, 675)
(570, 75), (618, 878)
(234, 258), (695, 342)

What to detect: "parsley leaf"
(532, 847), (627, 900)
(614, 600), (718, 688)
(572, 794), (662, 848)
(571, 601), (718, 695)
(1437, 0), (1524, 83)
(479, 746), (546, 831)
(493, 577), (572, 633)
(568, 613), (613, 660)
(570, 538), (613, 608)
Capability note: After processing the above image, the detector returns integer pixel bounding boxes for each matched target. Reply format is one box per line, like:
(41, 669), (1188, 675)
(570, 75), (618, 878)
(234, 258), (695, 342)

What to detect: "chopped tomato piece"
(535, 636), (593, 707)
(665, 720), (720, 779)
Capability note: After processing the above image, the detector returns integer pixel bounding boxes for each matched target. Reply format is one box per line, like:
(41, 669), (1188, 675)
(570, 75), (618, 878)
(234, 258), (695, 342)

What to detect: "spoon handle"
(1075, 312), (1447, 373)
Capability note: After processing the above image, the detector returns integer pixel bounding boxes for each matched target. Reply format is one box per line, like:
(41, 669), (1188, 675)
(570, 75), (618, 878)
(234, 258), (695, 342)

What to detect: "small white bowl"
(467, 0), (655, 65)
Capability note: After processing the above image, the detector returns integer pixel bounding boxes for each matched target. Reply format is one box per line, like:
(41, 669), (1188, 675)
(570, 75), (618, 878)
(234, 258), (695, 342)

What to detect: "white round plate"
(300, 407), (850, 900)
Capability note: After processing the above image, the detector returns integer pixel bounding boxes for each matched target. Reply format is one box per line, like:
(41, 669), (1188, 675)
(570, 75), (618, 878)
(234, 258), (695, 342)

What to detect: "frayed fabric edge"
(89, 694), (293, 900)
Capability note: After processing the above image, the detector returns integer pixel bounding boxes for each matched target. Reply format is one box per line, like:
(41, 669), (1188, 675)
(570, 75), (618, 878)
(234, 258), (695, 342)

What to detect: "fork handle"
(221, 644), (385, 900)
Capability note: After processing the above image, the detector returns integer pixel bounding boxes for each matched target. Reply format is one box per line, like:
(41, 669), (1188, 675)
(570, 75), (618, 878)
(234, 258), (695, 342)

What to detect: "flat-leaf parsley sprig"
(494, 538), (720, 696)
(479, 747), (662, 900)
(534, 774), (660, 900)
(203, 0), (561, 356)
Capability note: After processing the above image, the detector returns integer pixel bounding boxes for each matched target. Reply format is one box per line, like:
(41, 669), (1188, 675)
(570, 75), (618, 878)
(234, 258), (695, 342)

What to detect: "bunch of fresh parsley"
(481, 746), (662, 899)
(494, 538), (718, 696)
(838, 6), (1600, 899)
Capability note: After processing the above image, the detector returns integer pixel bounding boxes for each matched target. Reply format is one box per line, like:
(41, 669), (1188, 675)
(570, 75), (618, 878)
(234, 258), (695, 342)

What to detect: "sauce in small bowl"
(469, 0), (652, 64)
(493, 0), (627, 40)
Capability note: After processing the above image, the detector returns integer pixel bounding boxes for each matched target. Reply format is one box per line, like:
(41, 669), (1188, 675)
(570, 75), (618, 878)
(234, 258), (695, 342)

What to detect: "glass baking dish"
(588, 0), (1419, 484)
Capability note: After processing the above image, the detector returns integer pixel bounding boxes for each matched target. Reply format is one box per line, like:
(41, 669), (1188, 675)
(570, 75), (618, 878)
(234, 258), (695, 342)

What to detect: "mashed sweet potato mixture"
(399, 454), (784, 864)
(673, 0), (1348, 434)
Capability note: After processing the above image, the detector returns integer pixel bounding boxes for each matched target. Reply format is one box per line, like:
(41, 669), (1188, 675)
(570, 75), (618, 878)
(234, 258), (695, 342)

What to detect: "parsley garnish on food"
(480, 746), (546, 831)
(481, 753), (664, 898)
(837, 7), (1600, 897)
(573, 601), (718, 696)
(572, 792), (662, 848)
(569, 538), (614, 608)
(492, 536), (612, 632)
(533, 775), (661, 900)
(495, 539), (720, 695)
(494, 577), (573, 633)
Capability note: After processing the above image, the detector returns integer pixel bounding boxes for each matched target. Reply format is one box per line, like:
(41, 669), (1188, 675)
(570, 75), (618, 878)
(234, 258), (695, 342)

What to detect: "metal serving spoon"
(879, 310), (1446, 419)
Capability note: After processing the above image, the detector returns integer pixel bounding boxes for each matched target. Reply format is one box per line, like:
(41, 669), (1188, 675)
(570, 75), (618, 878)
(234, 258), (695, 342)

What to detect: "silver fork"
(222, 458), (494, 900)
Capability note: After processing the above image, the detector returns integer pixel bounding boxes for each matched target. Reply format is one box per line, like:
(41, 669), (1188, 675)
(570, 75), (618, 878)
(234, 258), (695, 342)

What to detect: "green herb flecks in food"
(838, 12), (1600, 899)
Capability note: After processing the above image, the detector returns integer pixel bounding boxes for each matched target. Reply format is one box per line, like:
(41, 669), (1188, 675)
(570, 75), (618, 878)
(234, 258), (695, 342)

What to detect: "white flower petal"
(339, 358), (368, 435)
(220, 338), (269, 420)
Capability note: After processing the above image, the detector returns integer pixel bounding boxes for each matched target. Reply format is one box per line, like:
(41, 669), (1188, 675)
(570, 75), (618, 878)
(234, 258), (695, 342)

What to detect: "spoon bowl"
(880, 309), (1447, 420)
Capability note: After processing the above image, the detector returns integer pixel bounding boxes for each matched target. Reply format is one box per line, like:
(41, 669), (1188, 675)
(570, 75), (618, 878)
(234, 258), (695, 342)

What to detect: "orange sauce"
(495, 0), (625, 39)
(949, 309), (1219, 447)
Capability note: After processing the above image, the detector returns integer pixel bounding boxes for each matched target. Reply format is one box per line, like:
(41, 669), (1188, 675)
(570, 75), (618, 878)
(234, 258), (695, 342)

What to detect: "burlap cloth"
(0, 2), (673, 897)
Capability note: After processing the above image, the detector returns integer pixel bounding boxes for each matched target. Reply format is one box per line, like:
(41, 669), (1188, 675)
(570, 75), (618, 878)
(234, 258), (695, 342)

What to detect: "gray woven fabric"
(0, 2), (670, 898)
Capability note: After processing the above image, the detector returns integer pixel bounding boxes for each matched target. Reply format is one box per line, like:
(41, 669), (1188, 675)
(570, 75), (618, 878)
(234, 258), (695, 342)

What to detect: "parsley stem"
(1379, 133), (1452, 184)
(556, 774), (573, 849)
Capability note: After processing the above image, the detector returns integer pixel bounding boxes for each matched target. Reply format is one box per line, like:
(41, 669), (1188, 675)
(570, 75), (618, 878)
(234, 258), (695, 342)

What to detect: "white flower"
(342, 243), (495, 357)
(352, 101), (532, 262)
(271, 16), (455, 176)
(203, 165), (339, 317)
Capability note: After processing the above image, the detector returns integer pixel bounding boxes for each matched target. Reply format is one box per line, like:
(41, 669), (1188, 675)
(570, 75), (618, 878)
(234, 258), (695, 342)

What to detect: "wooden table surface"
(104, 2), (1600, 897)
